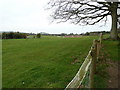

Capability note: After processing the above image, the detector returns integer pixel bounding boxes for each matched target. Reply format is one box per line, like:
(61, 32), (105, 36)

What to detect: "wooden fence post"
(97, 33), (103, 56)
(89, 40), (97, 88)
(65, 33), (103, 89)
(97, 40), (100, 57)
(99, 33), (103, 46)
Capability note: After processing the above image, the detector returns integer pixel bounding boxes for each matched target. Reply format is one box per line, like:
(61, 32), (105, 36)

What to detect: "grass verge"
(94, 34), (119, 88)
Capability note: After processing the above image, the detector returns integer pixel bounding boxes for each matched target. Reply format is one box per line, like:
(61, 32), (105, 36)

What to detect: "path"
(107, 60), (120, 88)
(100, 43), (120, 88)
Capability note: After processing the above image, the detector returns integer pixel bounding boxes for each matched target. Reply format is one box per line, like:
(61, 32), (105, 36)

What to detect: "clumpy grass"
(103, 40), (119, 61)
(94, 34), (119, 88)
(94, 60), (109, 88)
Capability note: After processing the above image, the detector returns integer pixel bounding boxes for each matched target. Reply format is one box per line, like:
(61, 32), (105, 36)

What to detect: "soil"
(106, 60), (120, 88)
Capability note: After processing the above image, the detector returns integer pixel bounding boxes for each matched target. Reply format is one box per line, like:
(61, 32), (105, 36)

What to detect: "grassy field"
(2, 36), (99, 88)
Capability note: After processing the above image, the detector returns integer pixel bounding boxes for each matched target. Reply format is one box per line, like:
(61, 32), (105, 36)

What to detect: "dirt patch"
(106, 60), (120, 88)
(71, 56), (80, 64)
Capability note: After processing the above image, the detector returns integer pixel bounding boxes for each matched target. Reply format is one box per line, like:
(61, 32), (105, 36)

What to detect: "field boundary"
(65, 33), (103, 89)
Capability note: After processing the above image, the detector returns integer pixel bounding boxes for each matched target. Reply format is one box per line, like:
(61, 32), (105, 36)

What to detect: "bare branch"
(47, 0), (118, 26)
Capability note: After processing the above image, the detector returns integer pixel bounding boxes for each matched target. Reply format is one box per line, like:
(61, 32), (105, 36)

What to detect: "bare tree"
(47, 0), (120, 40)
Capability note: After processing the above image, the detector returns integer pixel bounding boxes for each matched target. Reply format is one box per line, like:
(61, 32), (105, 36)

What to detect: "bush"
(36, 33), (41, 38)
(2, 32), (27, 39)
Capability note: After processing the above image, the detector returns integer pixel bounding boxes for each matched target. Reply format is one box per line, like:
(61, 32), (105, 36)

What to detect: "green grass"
(94, 34), (119, 88)
(2, 36), (98, 88)
(94, 61), (109, 88)
(103, 40), (119, 61)
(102, 33), (119, 61)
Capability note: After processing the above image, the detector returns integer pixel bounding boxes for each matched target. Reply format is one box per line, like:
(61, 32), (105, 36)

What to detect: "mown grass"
(2, 35), (98, 88)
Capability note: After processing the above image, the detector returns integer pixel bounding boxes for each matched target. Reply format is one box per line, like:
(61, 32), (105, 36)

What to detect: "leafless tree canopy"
(48, 0), (120, 26)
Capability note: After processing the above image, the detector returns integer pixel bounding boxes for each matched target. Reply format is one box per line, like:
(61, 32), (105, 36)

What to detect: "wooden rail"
(65, 33), (103, 89)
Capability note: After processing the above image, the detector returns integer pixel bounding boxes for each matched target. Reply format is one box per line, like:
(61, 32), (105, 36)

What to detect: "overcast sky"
(0, 0), (118, 34)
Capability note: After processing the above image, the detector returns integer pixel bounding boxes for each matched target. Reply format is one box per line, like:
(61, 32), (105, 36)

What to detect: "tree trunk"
(110, 3), (119, 40)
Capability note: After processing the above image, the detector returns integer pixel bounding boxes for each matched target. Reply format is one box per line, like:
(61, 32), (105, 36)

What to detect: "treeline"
(2, 32), (27, 39)
(83, 31), (110, 36)
(40, 31), (111, 36)
(40, 33), (80, 36)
